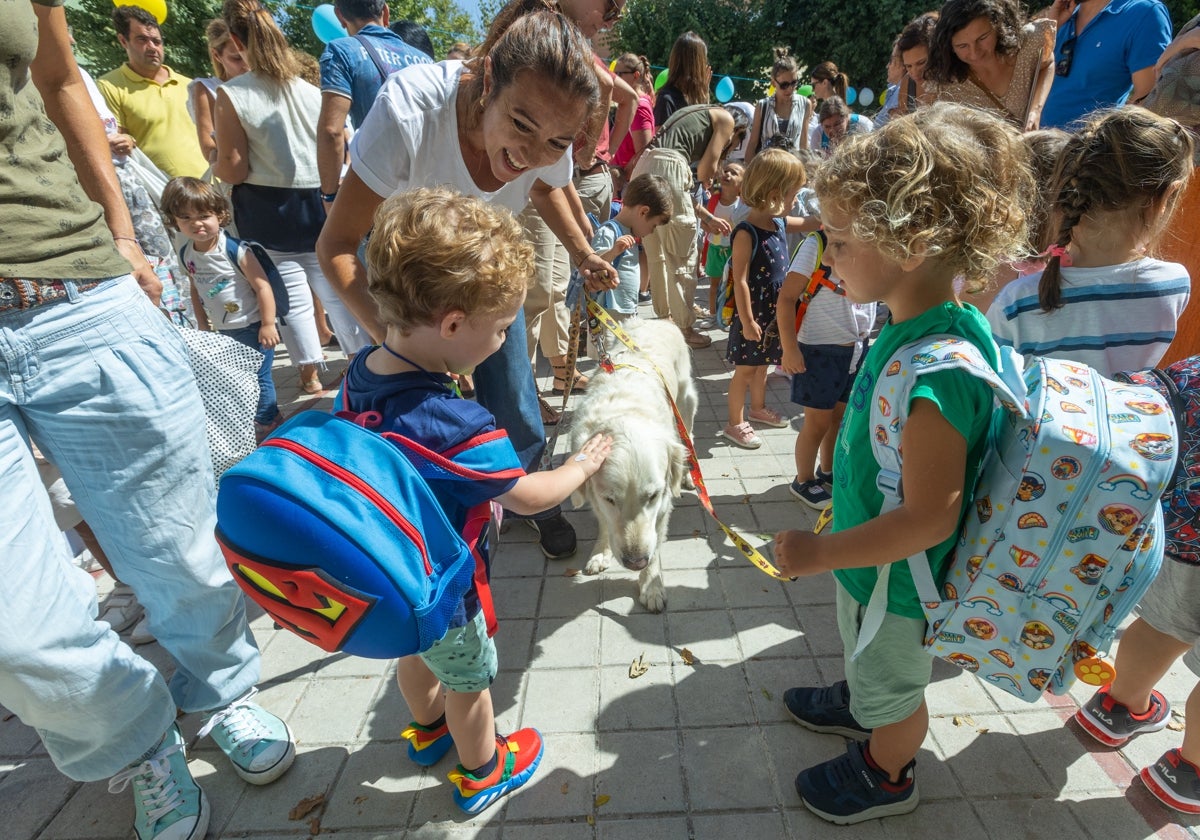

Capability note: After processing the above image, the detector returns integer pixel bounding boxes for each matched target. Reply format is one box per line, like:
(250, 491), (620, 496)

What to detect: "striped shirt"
(986, 258), (1190, 376)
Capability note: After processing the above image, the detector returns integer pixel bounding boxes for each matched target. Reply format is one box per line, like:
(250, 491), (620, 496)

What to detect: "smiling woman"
(316, 6), (606, 514)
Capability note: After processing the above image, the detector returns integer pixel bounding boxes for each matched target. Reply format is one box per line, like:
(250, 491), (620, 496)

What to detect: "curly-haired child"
(773, 104), (1035, 824)
(342, 187), (612, 814)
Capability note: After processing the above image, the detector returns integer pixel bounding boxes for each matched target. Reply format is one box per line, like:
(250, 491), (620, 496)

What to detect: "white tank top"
(220, 72), (321, 189)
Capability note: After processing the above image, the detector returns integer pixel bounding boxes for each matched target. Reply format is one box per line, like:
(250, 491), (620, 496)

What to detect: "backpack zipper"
(263, 437), (432, 575)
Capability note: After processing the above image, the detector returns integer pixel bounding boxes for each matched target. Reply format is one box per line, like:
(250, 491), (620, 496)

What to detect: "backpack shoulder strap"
(353, 32), (393, 83)
(851, 334), (1027, 661)
(224, 234), (243, 277)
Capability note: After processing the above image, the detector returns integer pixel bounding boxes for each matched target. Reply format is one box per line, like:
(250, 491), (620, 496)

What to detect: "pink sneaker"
(748, 407), (790, 428)
(721, 422), (762, 449)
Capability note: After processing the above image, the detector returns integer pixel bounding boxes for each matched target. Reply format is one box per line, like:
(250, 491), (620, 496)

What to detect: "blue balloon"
(845, 86), (857, 105)
(715, 75), (735, 104)
(312, 4), (346, 44)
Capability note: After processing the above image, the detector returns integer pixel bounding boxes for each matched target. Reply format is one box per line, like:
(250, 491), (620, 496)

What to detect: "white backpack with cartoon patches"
(861, 335), (1176, 702)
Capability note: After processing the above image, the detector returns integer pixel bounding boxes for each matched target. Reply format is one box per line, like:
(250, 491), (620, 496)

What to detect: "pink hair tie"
(1044, 244), (1074, 267)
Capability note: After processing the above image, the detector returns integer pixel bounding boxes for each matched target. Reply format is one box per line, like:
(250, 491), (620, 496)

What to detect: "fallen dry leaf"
(288, 793), (326, 821)
(353, 795), (368, 805)
(595, 794), (611, 808)
(976, 727), (990, 734)
(628, 652), (649, 679)
(1, 713), (13, 723)
(587, 814), (596, 826)
(561, 782), (570, 794)
(564, 568), (581, 577)
(1168, 711), (1187, 732)
(308, 815), (321, 836)
(952, 715), (976, 728)
(761, 687), (773, 702)
(680, 648), (695, 666)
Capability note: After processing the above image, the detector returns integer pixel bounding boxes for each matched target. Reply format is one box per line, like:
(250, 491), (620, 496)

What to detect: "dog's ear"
(570, 488), (586, 509)
(667, 440), (689, 497)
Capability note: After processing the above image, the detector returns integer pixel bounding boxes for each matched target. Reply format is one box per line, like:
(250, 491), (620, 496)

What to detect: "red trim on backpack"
(442, 428), (510, 458)
(461, 502), (498, 638)
(385, 432), (526, 481)
(262, 438), (432, 574)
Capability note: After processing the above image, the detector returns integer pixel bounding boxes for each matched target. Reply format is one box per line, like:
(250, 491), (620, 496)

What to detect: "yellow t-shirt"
(97, 63), (208, 179)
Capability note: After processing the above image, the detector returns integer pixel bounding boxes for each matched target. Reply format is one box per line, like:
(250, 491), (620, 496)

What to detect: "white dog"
(570, 318), (698, 612)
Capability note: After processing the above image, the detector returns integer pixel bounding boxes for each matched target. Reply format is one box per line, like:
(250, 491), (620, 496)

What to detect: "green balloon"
(654, 68), (669, 91)
(797, 83), (814, 97)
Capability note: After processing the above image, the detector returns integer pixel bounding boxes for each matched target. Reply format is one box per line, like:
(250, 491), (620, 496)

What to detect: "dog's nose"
(621, 555), (650, 571)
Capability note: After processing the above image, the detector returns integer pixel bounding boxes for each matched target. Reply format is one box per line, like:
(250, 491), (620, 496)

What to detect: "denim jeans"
(223, 321), (278, 425)
(0, 278), (260, 781)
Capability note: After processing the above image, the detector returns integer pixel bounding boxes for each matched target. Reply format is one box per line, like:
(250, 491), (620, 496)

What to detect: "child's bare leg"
(867, 700), (928, 781)
(707, 274), (719, 313)
(795, 407), (832, 482)
(819, 404), (846, 473)
(446, 689), (496, 769)
(748, 365), (770, 412)
(727, 366), (752, 426)
(396, 656), (445, 725)
(1107, 618), (1191, 713)
(1183, 683), (1200, 764)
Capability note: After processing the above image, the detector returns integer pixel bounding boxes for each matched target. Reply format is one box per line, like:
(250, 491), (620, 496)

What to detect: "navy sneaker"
(1074, 685), (1170, 747)
(522, 512), (577, 560)
(789, 478), (832, 510)
(796, 740), (919, 824)
(816, 466), (833, 486)
(1141, 748), (1200, 814)
(784, 680), (871, 738)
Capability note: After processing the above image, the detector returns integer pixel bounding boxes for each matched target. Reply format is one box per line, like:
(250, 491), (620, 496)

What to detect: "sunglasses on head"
(603, 0), (624, 23)
(777, 80), (799, 90)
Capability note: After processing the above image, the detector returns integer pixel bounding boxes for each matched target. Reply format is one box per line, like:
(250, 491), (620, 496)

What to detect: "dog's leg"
(584, 512), (613, 575)
(638, 513), (669, 612)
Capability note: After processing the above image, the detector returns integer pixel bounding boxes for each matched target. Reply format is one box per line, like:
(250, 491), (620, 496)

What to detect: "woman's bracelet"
(575, 250), (596, 268)
(113, 236), (140, 245)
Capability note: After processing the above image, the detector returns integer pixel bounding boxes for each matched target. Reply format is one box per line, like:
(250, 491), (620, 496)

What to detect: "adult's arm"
(744, 101), (764, 165)
(317, 92), (352, 204)
(30, 3), (159, 302)
(695, 107), (734, 186)
(575, 65), (612, 168)
(608, 72), (638, 154)
(1156, 16), (1200, 77)
(1025, 19), (1057, 131)
(213, 87), (251, 184)
(528, 180), (617, 292)
(315, 168), (387, 342)
(1129, 2), (1175, 103)
(191, 83), (217, 162)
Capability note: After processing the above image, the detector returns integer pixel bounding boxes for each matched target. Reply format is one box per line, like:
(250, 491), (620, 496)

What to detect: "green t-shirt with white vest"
(832, 302), (997, 620)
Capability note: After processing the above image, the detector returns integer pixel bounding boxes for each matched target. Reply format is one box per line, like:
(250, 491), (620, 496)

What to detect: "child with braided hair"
(986, 107), (1193, 376)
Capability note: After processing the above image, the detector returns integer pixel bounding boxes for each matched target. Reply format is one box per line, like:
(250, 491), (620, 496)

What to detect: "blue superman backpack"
(179, 235), (290, 318)
(215, 407), (521, 659)
(862, 336), (1176, 701)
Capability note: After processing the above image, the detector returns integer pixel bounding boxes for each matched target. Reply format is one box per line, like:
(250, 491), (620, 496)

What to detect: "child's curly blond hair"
(366, 187), (533, 333)
(814, 103), (1034, 293)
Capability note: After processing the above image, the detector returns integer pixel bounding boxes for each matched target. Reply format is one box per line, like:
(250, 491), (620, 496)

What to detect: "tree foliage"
(70, 0), (479, 80)
(611, 0), (1200, 112)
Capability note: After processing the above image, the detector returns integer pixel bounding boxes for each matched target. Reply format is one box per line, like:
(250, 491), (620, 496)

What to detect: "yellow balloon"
(113, 0), (167, 25)
(767, 84), (775, 96)
(609, 59), (617, 72)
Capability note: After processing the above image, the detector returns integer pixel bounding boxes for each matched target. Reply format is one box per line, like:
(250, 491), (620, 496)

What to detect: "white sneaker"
(99, 584), (144, 634)
(130, 615), (156, 646)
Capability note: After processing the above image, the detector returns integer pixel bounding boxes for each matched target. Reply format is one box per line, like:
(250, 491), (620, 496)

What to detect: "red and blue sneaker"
(448, 729), (544, 814)
(1074, 684), (1170, 747)
(400, 720), (454, 766)
(1141, 748), (1200, 814)
(796, 739), (919, 824)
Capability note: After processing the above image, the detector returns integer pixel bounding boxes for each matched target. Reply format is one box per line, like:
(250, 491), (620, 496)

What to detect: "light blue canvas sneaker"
(198, 688), (295, 785)
(108, 724), (209, 840)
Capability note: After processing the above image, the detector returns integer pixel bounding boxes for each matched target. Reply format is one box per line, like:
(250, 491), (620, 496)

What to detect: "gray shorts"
(1137, 558), (1200, 676)
(418, 610), (498, 693)
(836, 583), (933, 728)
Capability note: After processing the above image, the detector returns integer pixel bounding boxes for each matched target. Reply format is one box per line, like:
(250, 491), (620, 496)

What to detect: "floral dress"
(726, 218), (788, 366)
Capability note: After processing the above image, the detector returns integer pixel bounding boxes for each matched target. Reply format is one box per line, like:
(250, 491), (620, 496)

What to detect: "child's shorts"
(791, 342), (865, 410)
(1136, 558), (1200, 677)
(418, 610), (498, 692)
(705, 243), (731, 278)
(837, 583), (932, 728)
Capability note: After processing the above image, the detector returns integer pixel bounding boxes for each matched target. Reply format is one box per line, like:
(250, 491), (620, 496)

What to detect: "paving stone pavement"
(3, 301), (1200, 839)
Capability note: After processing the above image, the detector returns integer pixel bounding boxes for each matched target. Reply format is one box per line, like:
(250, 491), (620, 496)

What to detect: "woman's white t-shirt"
(350, 61), (573, 211)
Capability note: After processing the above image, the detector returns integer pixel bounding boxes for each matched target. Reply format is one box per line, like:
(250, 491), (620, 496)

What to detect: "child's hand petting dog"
(774, 529), (822, 578)
(569, 433), (613, 479)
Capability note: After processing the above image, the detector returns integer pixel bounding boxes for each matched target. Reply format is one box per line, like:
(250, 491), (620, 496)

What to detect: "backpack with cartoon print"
(861, 335), (1176, 702)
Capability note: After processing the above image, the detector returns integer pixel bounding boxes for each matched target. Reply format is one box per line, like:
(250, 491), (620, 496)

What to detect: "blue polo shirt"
(318, 24), (431, 128)
(1041, 0), (1172, 130)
